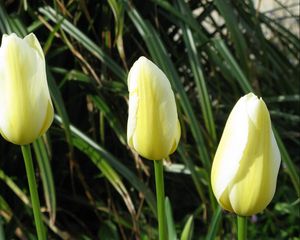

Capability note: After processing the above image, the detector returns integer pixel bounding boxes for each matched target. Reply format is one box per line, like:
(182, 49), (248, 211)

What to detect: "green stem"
(154, 160), (167, 240)
(237, 215), (247, 240)
(21, 145), (46, 240)
(0, 216), (5, 240)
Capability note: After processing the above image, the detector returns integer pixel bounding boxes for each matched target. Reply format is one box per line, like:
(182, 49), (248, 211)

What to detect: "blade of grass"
(205, 206), (222, 240)
(0, 169), (30, 206)
(265, 95), (300, 103)
(165, 197), (177, 240)
(73, 133), (137, 221)
(260, 13), (300, 51)
(33, 137), (56, 224)
(178, 0), (216, 143)
(38, 6), (127, 82)
(151, 0), (208, 43)
(59, 69), (127, 145)
(214, 0), (250, 77)
(0, 169), (72, 239)
(0, 216), (5, 240)
(108, 0), (127, 69)
(274, 130), (300, 197)
(0, 4), (13, 33)
(180, 215), (194, 240)
(177, 146), (208, 205)
(54, 115), (157, 217)
(212, 38), (252, 93)
(47, 69), (74, 154)
(90, 94), (126, 145)
(0, 195), (12, 221)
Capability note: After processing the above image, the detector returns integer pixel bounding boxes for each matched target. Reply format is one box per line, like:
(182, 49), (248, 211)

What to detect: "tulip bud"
(0, 33), (54, 145)
(127, 57), (181, 160)
(211, 93), (281, 216)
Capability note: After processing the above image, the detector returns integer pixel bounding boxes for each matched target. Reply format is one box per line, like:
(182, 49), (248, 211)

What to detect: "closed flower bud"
(127, 57), (181, 160)
(211, 93), (281, 216)
(0, 33), (54, 145)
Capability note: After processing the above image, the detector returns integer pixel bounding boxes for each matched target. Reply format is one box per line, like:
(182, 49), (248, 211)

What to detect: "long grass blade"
(54, 115), (157, 216)
(33, 137), (56, 224)
(274, 130), (300, 197)
(38, 6), (127, 82)
(205, 206), (222, 240)
(212, 38), (252, 93)
(0, 3), (12, 34)
(165, 197), (177, 240)
(178, 0), (216, 143)
(180, 215), (194, 240)
(214, 0), (250, 77)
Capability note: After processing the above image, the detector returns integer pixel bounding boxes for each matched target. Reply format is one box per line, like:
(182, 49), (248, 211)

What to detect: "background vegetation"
(0, 0), (299, 239)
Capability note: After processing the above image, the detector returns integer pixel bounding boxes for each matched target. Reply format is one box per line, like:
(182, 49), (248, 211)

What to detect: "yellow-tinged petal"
(211, 93), (281, 216)
(127, 57), (181, 160)
(0, 33), (53, 145)
(169, 120), (181, 155)
(211, 94), (249, 206)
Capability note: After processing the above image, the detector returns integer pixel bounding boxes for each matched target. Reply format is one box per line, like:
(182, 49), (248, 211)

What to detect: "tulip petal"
(39, 101), (54, 136)
(24, 33), (44, 60)
(127, 92), (138, 148)
(0, 33), (53, 145)
(211, 93), (281, 216)
(211, 95), (249, 207)
(127, 57), (180, 160)
(169, 120), (181, 155)
(228, 100), (280, 215)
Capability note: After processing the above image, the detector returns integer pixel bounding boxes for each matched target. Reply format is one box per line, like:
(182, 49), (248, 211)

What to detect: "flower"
(127, 57), (181, 160)
(0, 33), (53, 145)
(211, 93), (281, 216)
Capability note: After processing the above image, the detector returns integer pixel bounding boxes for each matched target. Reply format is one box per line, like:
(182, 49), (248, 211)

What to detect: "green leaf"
(0, 169), (30, 206)
(33, 137), (56, 224)
(180, 215), (194, 240)
(108, 0), (127, 67)
(274, 130), (300, 197)
(178, 0), (216, 143)
(0, 4), (13, 34)
(214, 0), (250, 76)
(54, 115), (157, 216)
(0, 215), (5, 240)
(71, 128), (136, 219)
(212, 38), (252, 93)
(165, 197), (177, 240)
(90, 94), (126, 145)
(205, 206), (222, 240)
(0, 195), (12, 219)
(39, 6), (127, 82)
(47, 69), (74, 154)
(98, 220), (120, 240)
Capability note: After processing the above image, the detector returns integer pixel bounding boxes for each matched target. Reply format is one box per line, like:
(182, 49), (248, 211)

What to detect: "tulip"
(211, 93), (281, 216)
(0, 33), (53, 145)
(127, 56), (181, 160)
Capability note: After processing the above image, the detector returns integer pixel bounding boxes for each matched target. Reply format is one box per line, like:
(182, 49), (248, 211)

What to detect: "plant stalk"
(21, 144), (46, 240)
(237, 215), (247, 240)
(0, 216), (5, 240)
(154, 160), (167, 240)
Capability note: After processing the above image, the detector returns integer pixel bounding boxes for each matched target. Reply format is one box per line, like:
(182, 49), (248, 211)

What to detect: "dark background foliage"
(0, 0), (299, 239)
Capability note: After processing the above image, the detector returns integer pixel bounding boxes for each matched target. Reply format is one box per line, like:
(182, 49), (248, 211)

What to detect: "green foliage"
(0, 0), (299, 239)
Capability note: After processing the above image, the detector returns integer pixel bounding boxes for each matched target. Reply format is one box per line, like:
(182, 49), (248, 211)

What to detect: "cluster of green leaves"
(0, 0), (299, 239)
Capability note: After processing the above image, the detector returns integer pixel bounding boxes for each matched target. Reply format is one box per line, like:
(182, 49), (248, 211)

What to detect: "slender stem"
(0, 216), (5, 240)
(154, 160), (167, 240)
(237, 215), (247, 240)
(21, 145), (46, 240)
